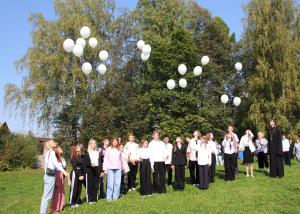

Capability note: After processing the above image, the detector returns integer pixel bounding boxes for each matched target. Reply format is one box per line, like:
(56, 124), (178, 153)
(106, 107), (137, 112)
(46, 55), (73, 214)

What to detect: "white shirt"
(165, 143), (173, 164)
(239, 132), (255, 152)
(197, 143), (211, 165)
(282, 139), (290, 152)
(208, 140), (217, 154)
(44, 150), (66, 173)
(256, 138), (268, 153)
(148, 140), (167, 165)
(187, 138), (200, 161)
(89, 150), (99, 166)
(222, 139), (237, 154)
(124, 142), (139, 162)
(137, 147), (153, 169)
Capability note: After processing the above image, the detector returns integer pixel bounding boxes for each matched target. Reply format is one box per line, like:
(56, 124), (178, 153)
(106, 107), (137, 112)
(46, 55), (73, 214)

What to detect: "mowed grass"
(1, 160), (300, 214)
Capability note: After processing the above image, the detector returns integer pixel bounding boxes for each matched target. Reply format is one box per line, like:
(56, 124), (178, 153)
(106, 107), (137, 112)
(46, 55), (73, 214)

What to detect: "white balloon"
(76, 38), (86, 48)
(82, 62), (92, 75)
(80, 26), (91, 39)
(178, 64), (187, 75)
(221, 94), (229, 104)
(201, 56), (210, 65)
(235, 62), (243, 71)
(99, 50), (109, 61)
(72, 45), (84, 57)
(179, 78), (187, 88)
(97, 64), (107, 75)
(63, 38), (74, 53)
(88, 37), (98, 48)
(142, 44), (151, 55)
(193, 66), (202, 76)
(233, 97), (241, 106)
(141, 53), (150, 61)
(167, 79), (176, 90)
(137, 40), (145, 50)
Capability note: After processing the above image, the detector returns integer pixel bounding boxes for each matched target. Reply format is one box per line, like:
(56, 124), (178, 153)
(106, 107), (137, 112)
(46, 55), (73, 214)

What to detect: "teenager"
(282, 134), (291, 166)
(84, 139), (101, 204)
(187, 131), (201, 186)
(197, 136), (211, 190)
(171, 137), (187, 190)
(255, 132), (269, 172)
(103, 138), (123, 201)
(268, 119), (284, 178)
(119, 143), (130, 196)
(40, 140), (69, 214)
(223, 126), (239, 175)
(137, 139), (153, 197)
(222, 133), (238, 182)
(149, 131), (167, 194)
(164, 136), (173, 187)
(124, 134), (139, 191)
(216, 142), (223, 166)
(294, 134), (300, 162)
(207, 133), (217, 183)
(239, 130), (255, 178)
(69, 144), (85, 208)
(50, 146), (67, 213)
(98, 139), (109, 199)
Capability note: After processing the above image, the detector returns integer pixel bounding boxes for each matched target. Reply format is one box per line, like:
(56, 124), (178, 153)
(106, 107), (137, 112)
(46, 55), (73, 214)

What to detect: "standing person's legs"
(112, 169), (122, 200)
(195, 163), (200, 185)
(165, 164), (172, 186)
(99, 175), (105, 198)
(199, 165), (204, 189)
(145, 160), (153, 195)
(158, 162), (166, 193)
(234, 153), (238, 175)
(203, 165), (209, 189)
(179, 165), (185, 189)
(106, 169), (115, 201)
(140, 161), (146, 196)
(189, 160), (196, 185)
(257, 152), (264, 169)
(263, 153), (269, 169)
(133, 163), (138, 188)
(153, 162), (159, 193)
(230, 154), (236, 180)
(224, 154), (230, 181)
(277, 156), (284, 178)
(209, 154), (216, 183)
(286, 152), (291, 166)
(174, 165), (179, 190)
(40, 174), (55, 214)
(128, 162), (134, 190)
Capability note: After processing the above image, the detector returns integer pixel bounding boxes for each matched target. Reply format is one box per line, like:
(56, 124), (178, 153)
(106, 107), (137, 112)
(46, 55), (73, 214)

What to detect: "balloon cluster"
(167, 56), (209, 90)
(137, 40), (152, 61)
(63, 26), (109, 75)
(220, 62), (243, 107)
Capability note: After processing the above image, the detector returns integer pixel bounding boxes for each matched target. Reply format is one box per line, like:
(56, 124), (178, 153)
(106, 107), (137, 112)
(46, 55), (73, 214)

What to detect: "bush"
(0, 133), (38, 171)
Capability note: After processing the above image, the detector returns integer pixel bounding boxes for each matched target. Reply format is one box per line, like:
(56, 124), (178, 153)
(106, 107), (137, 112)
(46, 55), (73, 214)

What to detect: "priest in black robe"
(267, 119), (284, 178)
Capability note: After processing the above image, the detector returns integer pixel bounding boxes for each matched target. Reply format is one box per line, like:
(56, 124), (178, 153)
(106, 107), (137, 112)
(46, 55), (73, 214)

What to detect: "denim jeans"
(106, 169), (122, 201)
(40, 174), (55, 214)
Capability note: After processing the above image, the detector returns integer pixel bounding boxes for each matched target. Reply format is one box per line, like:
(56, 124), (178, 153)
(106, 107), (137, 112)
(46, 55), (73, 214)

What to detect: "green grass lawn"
(1, 160), (300, 214)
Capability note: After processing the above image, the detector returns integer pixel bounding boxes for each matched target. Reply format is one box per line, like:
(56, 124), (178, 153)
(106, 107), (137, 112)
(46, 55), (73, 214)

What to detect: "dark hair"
(111, 137), (120, 148)
(70, 144), (80, 160)
(139, 138), (148, 148)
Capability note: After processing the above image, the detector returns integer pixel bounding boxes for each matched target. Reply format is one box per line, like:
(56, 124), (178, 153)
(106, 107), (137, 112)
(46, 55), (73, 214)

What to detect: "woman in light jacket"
(239, 130), (255, 178)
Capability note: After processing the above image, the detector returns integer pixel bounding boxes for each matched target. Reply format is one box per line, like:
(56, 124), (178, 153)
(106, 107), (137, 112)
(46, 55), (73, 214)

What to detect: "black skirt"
(243, 146), (254, 163)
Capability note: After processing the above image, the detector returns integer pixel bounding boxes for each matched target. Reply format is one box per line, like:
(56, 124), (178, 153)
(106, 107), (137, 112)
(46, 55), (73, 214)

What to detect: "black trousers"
(283, 152), (291, 166)
(257, 152), (269, 169)
(153, 162), (166, 193)
(99, 175), (106, 198)
(189, 160), (199, 185)
(165, 164), (173, 185)
(224, 153), (235, 181)
(208, 153), (216, 183)
(86, 168), (100, 202)
(140, 159), (152, 196)
(128, 162), (139, 189)
(199, 165), (209, 189)
(234, 153), (238, 175)
(174, 165), (185, 190)
(270, 155), (284, 178)
(69, 170), (83, 205)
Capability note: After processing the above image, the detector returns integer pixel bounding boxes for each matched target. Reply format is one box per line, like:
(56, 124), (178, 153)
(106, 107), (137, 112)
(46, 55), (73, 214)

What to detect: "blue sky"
(0, 0), (250, 136)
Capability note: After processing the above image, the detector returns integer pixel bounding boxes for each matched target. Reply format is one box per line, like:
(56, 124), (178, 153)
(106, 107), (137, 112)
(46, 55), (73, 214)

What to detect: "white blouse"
(89, 151), (99, 166)
(208, 140), (218, 154)
(124, 142), (139, 162)
(197, 143), (212, 165)
(187, 138), (200, 161)
(165, 143), (173, 164)
(148, 140), (167, 163)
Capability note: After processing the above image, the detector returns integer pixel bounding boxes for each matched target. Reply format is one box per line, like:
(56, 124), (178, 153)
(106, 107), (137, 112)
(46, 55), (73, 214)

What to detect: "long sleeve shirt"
(137, 147), (153, 169)
(187, 138), (200, 161)
(165, 143), (173, 165)
(148, 140), (167, 166)
(208, 140), (218, 154)
(124, 142), (139, 162)
(239, 132), (255, 152)
(222, 139), (237, 155)
(197, 143), (211, 165)
(282, 139), (290, 152)
(44, 150), (66, 174)
(102, 147), (123, 171)
(256, 138), (268, 153)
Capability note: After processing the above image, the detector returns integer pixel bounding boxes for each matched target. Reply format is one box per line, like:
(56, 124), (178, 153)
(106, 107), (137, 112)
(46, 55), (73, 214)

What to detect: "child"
(148, 131), (167, 194)
(137, 139), (153, 197)
(103, 138), (123, 201)
(222, 133), (237, 182)
(255, 132), (269, 172)
(239, 130), (255, 178)
(207, 133), (217, 183)
(70, 144), (85, 208)
(171, 137), (187, 190)
(164, 136), (173, 187)
(282, 134), (291, 166)
(197, 136), (211, 190)
(124, 134), (139, 191)
(119, 143), (130, 196)
(216, 142), (223, 166)
(187, 131), (201, 186)
(84, 139), (101, 204)
(98, 139), (110, 199)
(51, 146), (67, 213)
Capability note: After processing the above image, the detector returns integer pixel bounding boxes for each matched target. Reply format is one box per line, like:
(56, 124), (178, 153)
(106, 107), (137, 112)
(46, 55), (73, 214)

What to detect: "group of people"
(40, 119), (300, 214)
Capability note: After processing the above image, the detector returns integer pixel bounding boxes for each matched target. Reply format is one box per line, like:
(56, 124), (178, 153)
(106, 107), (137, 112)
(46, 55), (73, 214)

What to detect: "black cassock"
(268, 127), (284, 178)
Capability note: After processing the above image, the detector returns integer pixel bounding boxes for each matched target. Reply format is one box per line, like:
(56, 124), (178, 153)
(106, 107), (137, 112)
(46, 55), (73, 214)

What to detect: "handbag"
(46, 151), (56, 176)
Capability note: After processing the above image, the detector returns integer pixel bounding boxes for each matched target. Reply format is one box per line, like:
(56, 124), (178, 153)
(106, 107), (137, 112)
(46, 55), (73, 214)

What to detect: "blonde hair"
(88, 139), (97, 152)
(257, 131), (265, 138)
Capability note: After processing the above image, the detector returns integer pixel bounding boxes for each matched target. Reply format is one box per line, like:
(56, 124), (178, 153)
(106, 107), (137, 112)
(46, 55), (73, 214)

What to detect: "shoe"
(128, 189), (132, 192)
(251, 174), (254, 178)
(147, 195), (152, 197)
(246, 174), (249, 177)
(132, 188), (136, 191)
